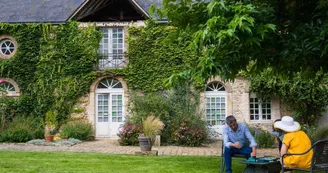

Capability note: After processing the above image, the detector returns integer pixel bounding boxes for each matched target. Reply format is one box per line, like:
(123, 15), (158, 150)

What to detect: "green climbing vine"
(124, 21), (199, 92)
(248, 69), (328, 126)
(0, 21), (101, 124)
(0, 20), (199, 127)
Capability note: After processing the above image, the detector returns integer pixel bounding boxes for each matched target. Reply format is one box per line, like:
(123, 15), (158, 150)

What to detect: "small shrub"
(60, 120), (93, 141)
(0, 116), (44, 142)
(301, 124), (317, 140)
(117, 122), (141, 146)
(172, 117), (208, 147)
(249, 127), (275, 148)
(312, 125), (328, 141)
(255, 130), (275, 148)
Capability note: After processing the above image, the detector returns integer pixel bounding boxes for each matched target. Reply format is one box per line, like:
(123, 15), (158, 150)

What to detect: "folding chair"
(281, 138), (328, 173)
(220, 140), (248, 173)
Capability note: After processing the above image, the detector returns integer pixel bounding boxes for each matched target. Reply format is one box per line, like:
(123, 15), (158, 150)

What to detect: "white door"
(96, 94), (110, 137)
(95, 78), (124, 137)
(205, 82), (227, 136)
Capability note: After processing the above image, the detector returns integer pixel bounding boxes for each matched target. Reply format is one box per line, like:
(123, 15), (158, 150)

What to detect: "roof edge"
(0, 21), (67, 24)
(67, 0), (91, 21)
(129, 0), (150, 18)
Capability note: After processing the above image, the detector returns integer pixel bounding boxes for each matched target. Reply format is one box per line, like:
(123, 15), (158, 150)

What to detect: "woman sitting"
(274, 116), (313, 173)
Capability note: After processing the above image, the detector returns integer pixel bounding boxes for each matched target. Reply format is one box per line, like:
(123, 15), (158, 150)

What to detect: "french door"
(96, 93), (124, 137)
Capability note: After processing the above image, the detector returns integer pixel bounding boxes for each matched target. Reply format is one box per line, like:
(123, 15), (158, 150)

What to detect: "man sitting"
(223, 115), (257, 173)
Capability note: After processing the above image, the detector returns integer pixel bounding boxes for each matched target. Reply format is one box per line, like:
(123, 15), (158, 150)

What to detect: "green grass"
(0, 150), (247, 173)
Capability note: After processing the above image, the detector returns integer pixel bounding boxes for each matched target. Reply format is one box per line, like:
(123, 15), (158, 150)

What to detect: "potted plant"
(138, 115), (164, 151)
(44, 110), (58, 142)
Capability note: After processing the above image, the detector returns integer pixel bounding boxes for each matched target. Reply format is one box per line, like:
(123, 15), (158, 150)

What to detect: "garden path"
(0, 138), (280, 157)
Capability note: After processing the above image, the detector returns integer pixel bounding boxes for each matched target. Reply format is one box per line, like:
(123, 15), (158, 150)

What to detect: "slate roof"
(0, 0), (85, 23)
(132, 0), (162, 17)
(0, 0), (162, 23)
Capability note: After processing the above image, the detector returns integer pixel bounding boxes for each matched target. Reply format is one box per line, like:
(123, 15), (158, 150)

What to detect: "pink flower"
(0, 79), (4, 83)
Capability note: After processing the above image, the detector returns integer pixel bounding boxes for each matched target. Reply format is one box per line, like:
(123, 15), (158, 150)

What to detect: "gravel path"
(0, 138), (280, 157)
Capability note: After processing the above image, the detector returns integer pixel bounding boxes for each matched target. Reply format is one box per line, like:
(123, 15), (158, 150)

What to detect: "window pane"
(205, 97), (226, 125)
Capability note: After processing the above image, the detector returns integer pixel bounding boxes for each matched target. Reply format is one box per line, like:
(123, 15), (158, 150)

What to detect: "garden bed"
(27, 138), (82, 146)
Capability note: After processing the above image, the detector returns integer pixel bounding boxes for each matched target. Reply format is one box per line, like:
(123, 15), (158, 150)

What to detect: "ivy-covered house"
(0, 0), (285, 138)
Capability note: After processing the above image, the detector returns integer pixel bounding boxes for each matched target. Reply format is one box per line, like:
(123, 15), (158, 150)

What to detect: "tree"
(248, 69), (328, 126)
(156, 0), (328, 83)
(156, 0), (276, 83)
(155, 0), (328, 125)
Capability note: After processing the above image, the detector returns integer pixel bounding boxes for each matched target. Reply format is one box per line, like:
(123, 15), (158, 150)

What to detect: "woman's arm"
(280, 143), (288, 164)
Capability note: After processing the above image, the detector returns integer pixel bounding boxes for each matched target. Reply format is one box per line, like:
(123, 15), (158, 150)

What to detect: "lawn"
(0, 150), (246, 173)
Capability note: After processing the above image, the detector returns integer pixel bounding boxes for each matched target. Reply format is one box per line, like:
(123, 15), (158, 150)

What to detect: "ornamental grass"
(142, 115), (164, 137)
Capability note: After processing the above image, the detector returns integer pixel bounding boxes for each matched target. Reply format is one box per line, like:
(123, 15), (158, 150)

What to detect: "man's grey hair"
(226, 115), (236, 124)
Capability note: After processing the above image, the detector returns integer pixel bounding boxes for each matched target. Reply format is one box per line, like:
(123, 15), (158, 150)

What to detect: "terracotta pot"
(45, 135), (54, 143)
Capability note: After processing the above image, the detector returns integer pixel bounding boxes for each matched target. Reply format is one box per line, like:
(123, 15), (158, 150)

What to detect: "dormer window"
(0, 36), (17, 59)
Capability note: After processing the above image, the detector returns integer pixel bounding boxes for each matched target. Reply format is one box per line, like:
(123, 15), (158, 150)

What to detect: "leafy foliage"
(0, 21), (101, 128)
(313, 125), (328, 141)
(156, 1), (328, 128)
(125, 83), (209, 146)
(249, 69), (328, 125)
(157, 0), (328, 81)
(60, 120), (94, 141)
(249, 127), (275, 148)
(126, 21), (199, 92)
(155, 0), (275, 83)
(255, 130), (275, 148)
(0, 116), (44, 142)
(45, 110), (58, 135)
(171, 117), (208, 147)
(117, 122), (141, 146)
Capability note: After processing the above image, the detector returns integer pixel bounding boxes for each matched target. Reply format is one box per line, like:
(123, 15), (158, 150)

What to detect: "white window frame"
(204, 82), (227, 126)
(0, 78), (20, 97)
(98, 28), (125, 69)
(249, 93), (272, 122)
(96, 78), (124, 123)
(0, 35), (18, 59)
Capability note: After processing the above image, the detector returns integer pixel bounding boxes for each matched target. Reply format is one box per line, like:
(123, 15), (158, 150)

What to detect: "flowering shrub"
(118, 122), (141, 146)
(60, 120), (93, 141)
(172, 117), (208, 147)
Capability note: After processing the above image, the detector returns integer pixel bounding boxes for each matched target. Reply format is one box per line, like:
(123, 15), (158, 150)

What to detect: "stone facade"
(71, 73), (283, 137)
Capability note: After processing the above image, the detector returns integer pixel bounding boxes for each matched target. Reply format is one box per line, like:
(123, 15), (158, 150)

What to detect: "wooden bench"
(281, 138), (328, 173)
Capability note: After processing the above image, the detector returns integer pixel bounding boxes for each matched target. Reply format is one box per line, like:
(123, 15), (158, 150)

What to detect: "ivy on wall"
(248, 69), (328, 126)
(123, 21), (198, 92)
(0, 21), (101, 124)
(0, 20), (200, 126)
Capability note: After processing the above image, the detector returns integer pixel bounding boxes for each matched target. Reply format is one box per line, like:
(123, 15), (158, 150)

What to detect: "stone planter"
(138, 136), (152, 151)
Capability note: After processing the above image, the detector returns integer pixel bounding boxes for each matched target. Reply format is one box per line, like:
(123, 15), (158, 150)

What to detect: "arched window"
(97, 78), (122, 89)
(0, 81), (15, 92)
(95, 77), (124, 137)
(205, 82), (227, 126)
(0, 78), (20, 96)
(206, 82), (226, 92)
